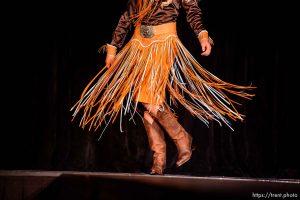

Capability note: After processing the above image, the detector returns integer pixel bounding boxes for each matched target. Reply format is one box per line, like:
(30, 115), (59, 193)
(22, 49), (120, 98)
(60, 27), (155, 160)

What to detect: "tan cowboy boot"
(143, 114), (166, 175)
(152, 108), (193, 167)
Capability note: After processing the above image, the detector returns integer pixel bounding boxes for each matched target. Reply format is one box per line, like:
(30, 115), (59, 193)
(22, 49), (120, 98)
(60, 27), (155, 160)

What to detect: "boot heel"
(192, 145), (197, 151)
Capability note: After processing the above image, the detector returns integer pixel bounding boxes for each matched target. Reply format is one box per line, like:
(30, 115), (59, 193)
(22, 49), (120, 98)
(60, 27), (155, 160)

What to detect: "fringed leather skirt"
(71, 22), (255, 132)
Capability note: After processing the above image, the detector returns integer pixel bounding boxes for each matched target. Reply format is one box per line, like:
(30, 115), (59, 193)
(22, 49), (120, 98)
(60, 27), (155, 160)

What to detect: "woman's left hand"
(200, 39), (212, 56)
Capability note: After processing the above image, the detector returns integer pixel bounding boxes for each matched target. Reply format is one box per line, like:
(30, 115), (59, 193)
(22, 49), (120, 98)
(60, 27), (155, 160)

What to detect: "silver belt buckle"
(140, 25), (154, 38)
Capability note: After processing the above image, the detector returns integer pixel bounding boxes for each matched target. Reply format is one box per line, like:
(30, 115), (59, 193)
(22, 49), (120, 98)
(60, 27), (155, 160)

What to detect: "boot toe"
(150, 166), (164, 175)
(176, 152), (192, 167)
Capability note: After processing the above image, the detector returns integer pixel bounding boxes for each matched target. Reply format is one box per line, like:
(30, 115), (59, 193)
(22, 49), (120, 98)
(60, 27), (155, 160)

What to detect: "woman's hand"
(105, 44), (117, 68)
(198, 31), (212, 56)
(105, 54), (115, 68)
(200, 39), (211, 56)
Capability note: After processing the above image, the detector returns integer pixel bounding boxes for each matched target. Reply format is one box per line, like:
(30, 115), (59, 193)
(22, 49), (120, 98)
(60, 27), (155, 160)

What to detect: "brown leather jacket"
(111, 0), (207, 48)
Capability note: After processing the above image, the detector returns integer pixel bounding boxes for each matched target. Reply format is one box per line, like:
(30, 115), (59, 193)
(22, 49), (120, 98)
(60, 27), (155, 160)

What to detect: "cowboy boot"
(143, 115), (166, 175)
(152, 108), (193, 167)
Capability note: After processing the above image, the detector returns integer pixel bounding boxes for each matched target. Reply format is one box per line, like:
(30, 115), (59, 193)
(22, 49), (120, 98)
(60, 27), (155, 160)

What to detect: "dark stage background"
(2, 0), (298, 179)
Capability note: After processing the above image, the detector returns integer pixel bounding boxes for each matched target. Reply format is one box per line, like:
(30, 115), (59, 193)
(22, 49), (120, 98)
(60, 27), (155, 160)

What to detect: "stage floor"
(1, 170), (299, 200)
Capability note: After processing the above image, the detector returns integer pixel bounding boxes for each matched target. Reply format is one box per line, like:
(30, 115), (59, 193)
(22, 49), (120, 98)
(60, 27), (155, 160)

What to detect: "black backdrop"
(2, 0), (298, 179)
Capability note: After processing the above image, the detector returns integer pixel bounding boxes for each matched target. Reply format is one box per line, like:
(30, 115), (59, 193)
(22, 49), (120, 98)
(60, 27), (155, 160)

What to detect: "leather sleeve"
(182, 0), (206, 37)
(110, 0), (137, 48)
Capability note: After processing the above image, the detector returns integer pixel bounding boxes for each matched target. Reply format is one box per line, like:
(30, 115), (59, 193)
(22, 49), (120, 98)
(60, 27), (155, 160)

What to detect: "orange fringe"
(71, 23), (255, 133)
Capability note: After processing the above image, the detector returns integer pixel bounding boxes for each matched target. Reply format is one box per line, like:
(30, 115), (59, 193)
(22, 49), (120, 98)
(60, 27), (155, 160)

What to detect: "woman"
(71, 0), (255, 175)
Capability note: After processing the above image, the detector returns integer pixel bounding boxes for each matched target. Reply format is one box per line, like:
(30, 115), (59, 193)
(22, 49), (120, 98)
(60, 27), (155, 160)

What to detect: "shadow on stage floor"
(0, 170), (299, 200)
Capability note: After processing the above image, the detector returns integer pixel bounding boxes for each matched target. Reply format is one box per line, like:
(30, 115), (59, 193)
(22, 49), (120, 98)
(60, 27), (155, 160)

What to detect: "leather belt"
(140, 22), (177, 38)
